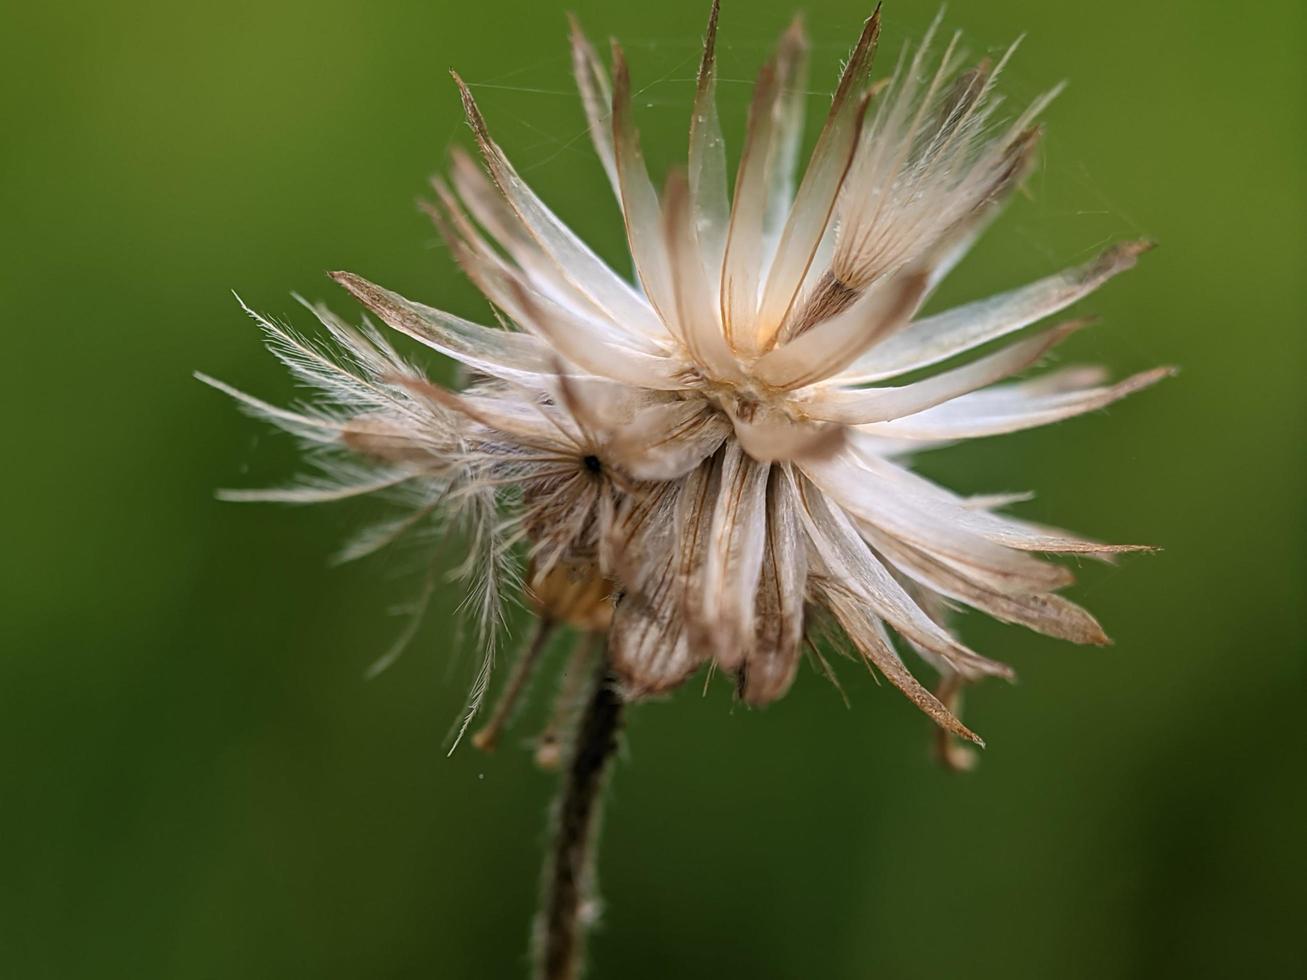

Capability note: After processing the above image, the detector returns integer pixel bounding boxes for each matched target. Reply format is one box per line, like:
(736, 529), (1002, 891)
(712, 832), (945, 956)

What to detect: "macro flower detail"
(205, 3), (1171, 754)
(203, 5), (1171, 974)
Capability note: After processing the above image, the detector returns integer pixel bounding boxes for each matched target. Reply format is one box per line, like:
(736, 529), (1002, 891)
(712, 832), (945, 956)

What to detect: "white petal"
(799, 320), (1084, 425)
(567, 15), (621, 201)
(849, 446), (1151, 556)
(802, 448), (1073, 595)
(610, 44), (680, 330)
(753, 270), (927, 389)
(329, 272), (552, 385)
(699, 444), (770, 668)
(432, 167), (622, 336)
(687, 0), (729, 278)
(793, 473), (1012, 680)
(741, 466), (808, 704)
(867, 526), (1109, 645)
(755, 11), (878, 349)
(719, 50), (786, 352)
(452, 74), (667, 342)
(470, 262), (693, 390)
(860, 365), (1174, 440)
(728, 407), (846, 465)
(674, 453), (722, 658)
(759, 18), (810, 262)
(830, 26), (1054, 293)
(609, 483), (701, 696)
(836, 241), (1153, 383)
(661, 170), (742, 379)
(607, 398), (730, 481)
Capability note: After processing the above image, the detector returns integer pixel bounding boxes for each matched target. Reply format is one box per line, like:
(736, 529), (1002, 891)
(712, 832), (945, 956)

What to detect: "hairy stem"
(473, 617), (555, 752)
(533, 659), (624, 980)
(534, 632), (603, 770)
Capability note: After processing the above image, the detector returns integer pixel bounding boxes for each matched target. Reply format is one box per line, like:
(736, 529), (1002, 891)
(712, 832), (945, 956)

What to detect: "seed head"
(202, 3), (1170, 754)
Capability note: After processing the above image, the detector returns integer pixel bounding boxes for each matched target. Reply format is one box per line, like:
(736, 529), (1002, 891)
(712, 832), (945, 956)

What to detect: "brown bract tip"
(832, 5), (882, 108)
(450, 71), (493, 145)
(328, 269), (363, 293)
(1035, 317), (1099, 354)
(695, 0), (721, 93)
(1104, 238), (1158, 269)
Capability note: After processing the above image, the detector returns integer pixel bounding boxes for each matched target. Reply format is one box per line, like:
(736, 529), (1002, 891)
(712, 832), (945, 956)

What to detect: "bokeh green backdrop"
(2, 0), (1303, 977)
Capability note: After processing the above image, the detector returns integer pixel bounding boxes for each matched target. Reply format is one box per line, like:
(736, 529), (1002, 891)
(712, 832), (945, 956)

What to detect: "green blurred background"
(2, 0), (1302, 976)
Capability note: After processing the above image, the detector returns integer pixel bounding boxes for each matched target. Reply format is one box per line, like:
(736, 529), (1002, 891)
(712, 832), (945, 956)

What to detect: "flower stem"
(533, 658), (623, 980)
(473, 617), (556, 753)
(534, 632), (603, 771)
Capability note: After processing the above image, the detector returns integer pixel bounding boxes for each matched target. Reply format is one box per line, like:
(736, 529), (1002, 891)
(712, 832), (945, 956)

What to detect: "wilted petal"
(802, 447), (1073, 595)
(609, 483), (703, 696)
(698, 444), (770, 668)
(860, 365), (1175, 440)
(567, 14), (621, 200)
(429, 171), (621, 338)
(919, 124), (1043, 297)
(453, 74), (667, 343)
(740, 466), (807, 704)
(753, 270), (927, 389)
(728, 406), (846, 464)
(819, 583), (983, 745)
(755, 11), (877, 348)
(793, 472), (1013, 680)
(849, 448), (1153, 556)
(719, 52), (783, 352)
(829, 15), (958, 287)
(330, 272), (552, 385)
(496, 274), (693, 391)
(837, 241), (1153, 383)
(687, 0), (729, 277)
(830, 26), (1057, 294)
(210, 7), (1168, 751)
(674, 451), (721, 657)
(216, 469), (420, 505)
(611, 43), (680, 329)
(799, 320), (1087, 425)
(758, 16), (810, 268)
(607, 397), (731, 481)
(866, 526), (1110, 645)
(661, 169), (742, 379)
(340, 414), (447, 465)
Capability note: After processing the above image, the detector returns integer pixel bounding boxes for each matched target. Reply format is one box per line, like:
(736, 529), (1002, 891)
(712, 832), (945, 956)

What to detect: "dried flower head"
(203, 3), (1169, 757)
